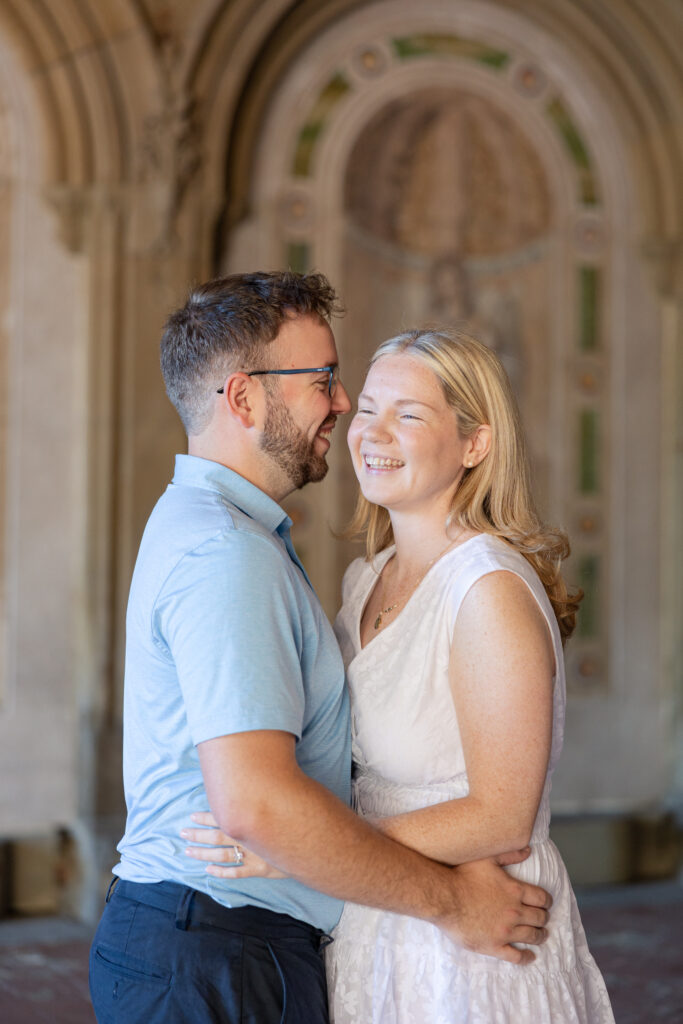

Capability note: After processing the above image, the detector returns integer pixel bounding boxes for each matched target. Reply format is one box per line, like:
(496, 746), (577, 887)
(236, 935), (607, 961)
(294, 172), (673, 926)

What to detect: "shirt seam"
(149, 517), (293, 655)
(171, 464), (288, 533)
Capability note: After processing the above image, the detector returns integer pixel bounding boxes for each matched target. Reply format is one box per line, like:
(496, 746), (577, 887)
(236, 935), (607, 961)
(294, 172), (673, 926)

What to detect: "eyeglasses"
(217, 365), (340, 396)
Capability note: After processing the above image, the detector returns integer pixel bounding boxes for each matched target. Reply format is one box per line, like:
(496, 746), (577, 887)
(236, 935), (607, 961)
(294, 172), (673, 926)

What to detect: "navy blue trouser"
(89, 879), (331, 1024)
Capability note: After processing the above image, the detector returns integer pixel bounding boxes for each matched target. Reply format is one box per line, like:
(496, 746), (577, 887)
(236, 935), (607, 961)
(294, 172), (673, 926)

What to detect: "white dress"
(325, 534), (614, 1024)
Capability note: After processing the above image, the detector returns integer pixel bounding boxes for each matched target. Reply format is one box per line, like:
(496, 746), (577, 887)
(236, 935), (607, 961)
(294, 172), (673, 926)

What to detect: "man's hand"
(439, 856), (552, 965)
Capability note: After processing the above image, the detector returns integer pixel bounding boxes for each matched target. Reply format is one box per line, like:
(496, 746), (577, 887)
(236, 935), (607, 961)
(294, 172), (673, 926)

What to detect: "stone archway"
(218, 0), (682, 834)
(0, 0), (678, 912)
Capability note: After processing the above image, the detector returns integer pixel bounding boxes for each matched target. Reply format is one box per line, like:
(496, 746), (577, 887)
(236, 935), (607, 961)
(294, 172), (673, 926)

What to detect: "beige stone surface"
(0, 0), (679, 915)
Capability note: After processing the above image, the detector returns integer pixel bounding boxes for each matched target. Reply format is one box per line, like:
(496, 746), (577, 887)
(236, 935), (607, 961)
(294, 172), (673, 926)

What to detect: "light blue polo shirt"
(114, 455), (351, 932)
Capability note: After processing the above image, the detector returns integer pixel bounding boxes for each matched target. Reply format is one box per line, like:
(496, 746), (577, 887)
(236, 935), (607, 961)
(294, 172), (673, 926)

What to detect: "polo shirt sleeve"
(154, 529), (305, 746)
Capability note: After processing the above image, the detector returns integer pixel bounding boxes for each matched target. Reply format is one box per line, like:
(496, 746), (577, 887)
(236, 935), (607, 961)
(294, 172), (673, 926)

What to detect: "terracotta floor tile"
(0, 882), (681, 1022)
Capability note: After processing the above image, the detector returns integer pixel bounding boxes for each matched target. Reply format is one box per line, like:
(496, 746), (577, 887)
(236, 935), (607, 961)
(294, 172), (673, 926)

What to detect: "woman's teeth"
(364, 456), (404, 468)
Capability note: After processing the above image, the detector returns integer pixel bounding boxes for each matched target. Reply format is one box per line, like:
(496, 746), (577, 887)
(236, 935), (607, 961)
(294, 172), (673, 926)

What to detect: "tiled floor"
(0, 881), (681, 1022)
(0, 918), (94, 1023)
(574, 881), (683, 1024)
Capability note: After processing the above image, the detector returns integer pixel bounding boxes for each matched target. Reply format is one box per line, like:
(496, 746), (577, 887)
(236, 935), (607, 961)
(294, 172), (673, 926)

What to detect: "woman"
(184, 329), (614, 1023)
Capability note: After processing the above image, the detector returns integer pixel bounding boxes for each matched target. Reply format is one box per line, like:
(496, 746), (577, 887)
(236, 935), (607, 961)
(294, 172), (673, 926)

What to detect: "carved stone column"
(643, 237), (683, 826)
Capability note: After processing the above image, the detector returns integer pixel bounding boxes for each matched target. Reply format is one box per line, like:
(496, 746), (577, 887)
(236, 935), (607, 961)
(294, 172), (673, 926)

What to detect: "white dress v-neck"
(325, 534), (614, 1024)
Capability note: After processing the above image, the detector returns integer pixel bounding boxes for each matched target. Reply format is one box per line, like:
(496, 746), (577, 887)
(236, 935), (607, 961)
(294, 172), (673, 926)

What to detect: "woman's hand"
(180, 812), (289, 879)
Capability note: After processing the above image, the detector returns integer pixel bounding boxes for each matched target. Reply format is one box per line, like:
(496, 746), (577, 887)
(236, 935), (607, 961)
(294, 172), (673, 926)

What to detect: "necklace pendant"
(373, 612), (383, 630)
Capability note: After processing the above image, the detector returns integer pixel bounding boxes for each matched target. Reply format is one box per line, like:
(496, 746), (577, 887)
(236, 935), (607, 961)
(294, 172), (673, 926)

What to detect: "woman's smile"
(362, 454), (406, 470)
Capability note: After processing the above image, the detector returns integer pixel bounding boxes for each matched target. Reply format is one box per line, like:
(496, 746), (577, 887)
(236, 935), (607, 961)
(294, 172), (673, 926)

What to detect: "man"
(89, 271), (550, 1023)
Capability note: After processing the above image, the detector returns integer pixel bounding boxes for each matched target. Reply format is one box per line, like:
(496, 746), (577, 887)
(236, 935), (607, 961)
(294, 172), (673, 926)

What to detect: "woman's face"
(347, 353), (471, 518)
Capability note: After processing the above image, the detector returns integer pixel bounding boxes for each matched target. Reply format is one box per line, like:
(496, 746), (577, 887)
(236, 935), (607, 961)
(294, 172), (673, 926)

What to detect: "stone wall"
(0, 0), (680, 918)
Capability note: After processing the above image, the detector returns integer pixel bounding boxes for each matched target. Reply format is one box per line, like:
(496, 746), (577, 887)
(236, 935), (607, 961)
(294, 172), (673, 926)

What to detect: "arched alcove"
(342, 86), (555, 502)
(217, 0), (680, 828)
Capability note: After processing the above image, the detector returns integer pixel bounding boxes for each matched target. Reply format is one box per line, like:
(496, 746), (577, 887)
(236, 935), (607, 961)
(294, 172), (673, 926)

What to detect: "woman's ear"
(464, 424), (492, 468)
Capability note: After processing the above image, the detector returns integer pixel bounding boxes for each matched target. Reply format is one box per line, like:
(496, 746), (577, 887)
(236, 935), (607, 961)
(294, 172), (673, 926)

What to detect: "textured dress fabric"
(325, 534), (614, 1024)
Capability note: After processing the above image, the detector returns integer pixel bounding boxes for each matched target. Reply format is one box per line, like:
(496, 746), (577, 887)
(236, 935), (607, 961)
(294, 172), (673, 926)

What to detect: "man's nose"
(332, 379), (352, 415)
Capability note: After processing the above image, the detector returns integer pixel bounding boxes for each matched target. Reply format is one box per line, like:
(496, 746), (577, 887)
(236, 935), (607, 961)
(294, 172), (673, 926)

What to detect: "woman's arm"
(183, 570), (554, 872)
(374, 570), (555, 865)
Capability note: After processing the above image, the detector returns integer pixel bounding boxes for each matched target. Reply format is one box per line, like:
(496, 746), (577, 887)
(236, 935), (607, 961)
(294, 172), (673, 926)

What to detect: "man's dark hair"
(160, 270), (342, 434)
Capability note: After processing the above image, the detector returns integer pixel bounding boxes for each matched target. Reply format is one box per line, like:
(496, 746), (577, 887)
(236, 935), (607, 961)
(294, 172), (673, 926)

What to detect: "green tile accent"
(546, 98), (598, 204)
(579, 409), (599, 494)
(546, 98), (590, 167)
(577, 554), (599, 638)
(286, 242), (310, 274)
(579, 267), (600, 351)
(392, 34), (509, 69)
(293, 73), (352, 177)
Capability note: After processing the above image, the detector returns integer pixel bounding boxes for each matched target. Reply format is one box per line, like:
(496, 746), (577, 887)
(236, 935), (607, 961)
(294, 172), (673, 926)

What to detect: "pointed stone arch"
(208, 0), (682, 253)
(208, 0), (682, 822)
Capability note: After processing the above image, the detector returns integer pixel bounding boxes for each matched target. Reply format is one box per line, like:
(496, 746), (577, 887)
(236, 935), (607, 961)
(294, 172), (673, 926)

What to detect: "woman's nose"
(362, 416), (392, 443)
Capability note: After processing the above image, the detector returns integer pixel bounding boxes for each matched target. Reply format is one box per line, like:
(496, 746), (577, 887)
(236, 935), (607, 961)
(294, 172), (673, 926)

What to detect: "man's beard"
(260, 390), (329, 490)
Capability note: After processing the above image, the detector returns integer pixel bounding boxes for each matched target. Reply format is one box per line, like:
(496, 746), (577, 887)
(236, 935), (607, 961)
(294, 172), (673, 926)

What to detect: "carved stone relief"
(134, 0), (205, 250)
(345, 89), (551, 254)
(137, 93), (203, 249)
(137, 0), (216, 48)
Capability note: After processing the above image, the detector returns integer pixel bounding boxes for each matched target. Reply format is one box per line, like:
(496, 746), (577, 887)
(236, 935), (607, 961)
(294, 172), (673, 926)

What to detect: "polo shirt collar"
(173, 454), (290, 535)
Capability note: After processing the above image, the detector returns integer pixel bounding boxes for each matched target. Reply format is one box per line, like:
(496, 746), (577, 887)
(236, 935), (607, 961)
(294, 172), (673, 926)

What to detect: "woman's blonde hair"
(347, 328), (582, 643)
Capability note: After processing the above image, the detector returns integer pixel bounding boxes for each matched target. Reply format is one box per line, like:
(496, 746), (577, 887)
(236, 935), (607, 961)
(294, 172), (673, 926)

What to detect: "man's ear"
(220, 372), (261, 428)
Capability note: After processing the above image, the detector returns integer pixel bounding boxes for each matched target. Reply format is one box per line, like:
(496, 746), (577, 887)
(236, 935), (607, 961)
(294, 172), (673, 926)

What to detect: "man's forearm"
(198, 732), (551, 963)
(199, 733), (459, 922)
(231, 770), (459, 920)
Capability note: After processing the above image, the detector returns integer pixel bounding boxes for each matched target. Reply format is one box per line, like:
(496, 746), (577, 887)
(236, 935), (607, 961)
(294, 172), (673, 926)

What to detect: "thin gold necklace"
(373, 535), (460, 630)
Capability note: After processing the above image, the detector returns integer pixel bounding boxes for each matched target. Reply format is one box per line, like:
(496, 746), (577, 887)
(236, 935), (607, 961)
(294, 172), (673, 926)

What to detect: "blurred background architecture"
(0, 0), (681, 933)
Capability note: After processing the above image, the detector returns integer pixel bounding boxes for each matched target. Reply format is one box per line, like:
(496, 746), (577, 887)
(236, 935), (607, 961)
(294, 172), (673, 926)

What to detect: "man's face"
(258, 314), (351, 492)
